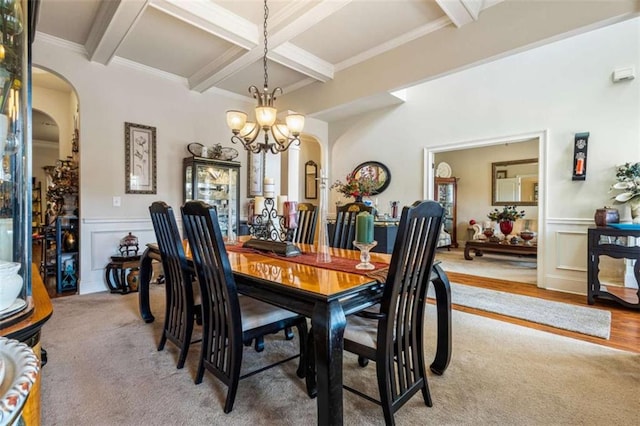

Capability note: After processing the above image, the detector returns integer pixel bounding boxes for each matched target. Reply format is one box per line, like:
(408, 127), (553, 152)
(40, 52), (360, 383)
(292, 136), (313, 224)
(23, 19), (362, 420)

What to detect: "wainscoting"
(80, 217), (163, 294)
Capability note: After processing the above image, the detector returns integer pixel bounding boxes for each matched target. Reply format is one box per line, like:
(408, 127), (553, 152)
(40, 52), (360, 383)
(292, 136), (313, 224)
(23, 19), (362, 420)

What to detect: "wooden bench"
(464, 240), (537, 260)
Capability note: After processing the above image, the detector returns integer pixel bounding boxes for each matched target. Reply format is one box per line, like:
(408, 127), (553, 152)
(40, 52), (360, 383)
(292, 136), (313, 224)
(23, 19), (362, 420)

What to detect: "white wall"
(330, 18), (640, 294)
(33, 36), (329, 294)
(33, 38), (258, 293)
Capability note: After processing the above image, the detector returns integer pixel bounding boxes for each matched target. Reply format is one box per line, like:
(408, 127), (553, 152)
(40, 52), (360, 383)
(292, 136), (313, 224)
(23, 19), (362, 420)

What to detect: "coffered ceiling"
(34, 0), (639, 119)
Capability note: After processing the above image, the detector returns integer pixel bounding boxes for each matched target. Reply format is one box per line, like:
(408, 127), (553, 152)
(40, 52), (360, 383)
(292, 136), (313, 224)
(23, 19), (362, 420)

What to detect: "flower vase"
(62, 194), (77, 217)
(499, 220), (514, 243)
(354, 195), (363, 203)
(630, 200), (640, 224)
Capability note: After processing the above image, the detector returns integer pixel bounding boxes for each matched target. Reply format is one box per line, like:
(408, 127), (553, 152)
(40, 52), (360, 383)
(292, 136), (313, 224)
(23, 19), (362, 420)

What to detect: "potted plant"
(330, 173), (377, 202)
(611, 162), (640, 223)
(487, 205), (525, 239)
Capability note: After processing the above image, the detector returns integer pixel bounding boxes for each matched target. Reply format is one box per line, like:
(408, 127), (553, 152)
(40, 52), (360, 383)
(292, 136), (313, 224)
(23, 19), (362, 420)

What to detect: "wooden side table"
(105, 255), (141, 294)
(587, 226), (640, 309)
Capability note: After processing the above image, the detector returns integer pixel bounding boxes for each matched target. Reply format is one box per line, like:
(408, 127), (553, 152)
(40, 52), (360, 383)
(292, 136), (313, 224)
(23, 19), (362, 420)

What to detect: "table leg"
(464, 245), (473, 260)
(430, 263), (451, 375)
(138, 247), (155, 323)
(312, 300), (346, 426)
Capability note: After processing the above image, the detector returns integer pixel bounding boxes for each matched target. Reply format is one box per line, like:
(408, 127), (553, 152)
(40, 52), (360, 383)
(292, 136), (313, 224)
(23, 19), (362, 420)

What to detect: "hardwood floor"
(446, 271), (640, 354)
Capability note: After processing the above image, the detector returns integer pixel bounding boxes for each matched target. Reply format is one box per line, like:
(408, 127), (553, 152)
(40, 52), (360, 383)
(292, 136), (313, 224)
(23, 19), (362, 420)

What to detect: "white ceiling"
(34, 0), (639, 121)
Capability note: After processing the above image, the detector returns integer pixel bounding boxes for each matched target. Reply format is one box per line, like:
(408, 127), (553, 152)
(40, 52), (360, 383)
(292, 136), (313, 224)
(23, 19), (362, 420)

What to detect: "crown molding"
(34, 32), (87, 56)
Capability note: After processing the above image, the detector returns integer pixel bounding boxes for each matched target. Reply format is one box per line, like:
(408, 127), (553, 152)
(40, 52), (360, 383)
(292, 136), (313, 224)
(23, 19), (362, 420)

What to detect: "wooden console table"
(464, 240), (537, 260)
(587, 226), (640, 309)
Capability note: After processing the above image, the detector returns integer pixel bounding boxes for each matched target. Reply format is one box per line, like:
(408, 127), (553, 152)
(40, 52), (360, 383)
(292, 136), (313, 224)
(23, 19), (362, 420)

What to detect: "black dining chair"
(330, 202), (374, 249)
(181, 200), (308, 414)
(291, 202), (318, 245)
(343, 200), (444, 425)
(307, 200), (444, 424)
(149, 201), (200, 369)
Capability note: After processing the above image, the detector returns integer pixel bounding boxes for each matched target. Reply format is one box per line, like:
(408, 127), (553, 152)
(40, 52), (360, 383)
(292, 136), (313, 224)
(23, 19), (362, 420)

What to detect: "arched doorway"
(32, 67), (80, 297)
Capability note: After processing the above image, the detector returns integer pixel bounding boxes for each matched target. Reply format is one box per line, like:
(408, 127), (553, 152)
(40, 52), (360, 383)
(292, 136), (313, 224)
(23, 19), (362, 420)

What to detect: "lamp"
(226, 0), (304, 155)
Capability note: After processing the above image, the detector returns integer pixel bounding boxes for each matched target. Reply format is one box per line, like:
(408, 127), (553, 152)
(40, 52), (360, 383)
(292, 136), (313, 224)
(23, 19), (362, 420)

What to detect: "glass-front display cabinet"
(183, 157), (240, 236)
(434, 177), (458, 248)
(0, 0), (33, 326)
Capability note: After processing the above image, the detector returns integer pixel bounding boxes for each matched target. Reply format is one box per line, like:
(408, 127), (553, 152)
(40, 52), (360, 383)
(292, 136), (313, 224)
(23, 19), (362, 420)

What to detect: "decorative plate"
(218, 147), (239, 161)
(0, 299), (27, 320)
(436, 162), (452, 178)
(187, 142), (204, 157)
(0, 337), (40, 425)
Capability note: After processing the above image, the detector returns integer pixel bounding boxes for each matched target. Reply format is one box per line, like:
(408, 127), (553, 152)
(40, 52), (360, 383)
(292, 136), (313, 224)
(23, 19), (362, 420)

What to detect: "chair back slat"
(291, 203), (318, 244)
(181, 201), (243, 382)
(378, 201), (444, 402)
(149, 202), (194, 342)
(330, 202), (374, 249)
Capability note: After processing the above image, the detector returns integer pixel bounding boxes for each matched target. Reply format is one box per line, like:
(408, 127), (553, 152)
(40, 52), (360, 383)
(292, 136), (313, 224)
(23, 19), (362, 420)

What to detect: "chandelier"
(226, 0), (305, 154)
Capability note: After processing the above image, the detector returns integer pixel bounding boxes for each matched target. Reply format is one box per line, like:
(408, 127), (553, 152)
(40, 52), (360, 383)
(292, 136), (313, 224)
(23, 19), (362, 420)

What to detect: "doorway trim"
(423, 129), (548, 288)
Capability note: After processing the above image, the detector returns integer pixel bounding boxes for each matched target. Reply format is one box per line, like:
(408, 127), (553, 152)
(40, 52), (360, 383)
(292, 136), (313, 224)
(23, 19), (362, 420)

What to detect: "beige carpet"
(435, 247), (537, 284)
(40, 286), (639, 425)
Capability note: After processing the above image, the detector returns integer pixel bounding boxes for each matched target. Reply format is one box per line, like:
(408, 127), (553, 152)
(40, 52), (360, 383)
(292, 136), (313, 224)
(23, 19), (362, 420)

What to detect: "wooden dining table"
(137, 238), (452, 425)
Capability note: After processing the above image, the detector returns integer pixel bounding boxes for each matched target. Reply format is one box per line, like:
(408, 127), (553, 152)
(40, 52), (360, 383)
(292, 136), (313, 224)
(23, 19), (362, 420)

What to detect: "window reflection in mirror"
(492, 158), (538, 206)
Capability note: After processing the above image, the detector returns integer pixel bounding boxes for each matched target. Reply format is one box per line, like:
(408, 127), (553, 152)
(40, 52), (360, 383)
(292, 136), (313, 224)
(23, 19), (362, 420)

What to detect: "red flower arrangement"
(330, 172), (377, 199)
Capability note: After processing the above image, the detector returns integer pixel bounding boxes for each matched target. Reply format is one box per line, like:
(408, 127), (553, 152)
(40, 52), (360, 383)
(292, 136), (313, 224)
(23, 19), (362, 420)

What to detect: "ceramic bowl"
(519, 231), (536, 245)
(0, 261), (23, 311)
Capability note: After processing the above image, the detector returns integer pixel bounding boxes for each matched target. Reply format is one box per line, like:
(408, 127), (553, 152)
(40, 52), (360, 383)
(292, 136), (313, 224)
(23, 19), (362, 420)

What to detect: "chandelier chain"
(263, 0), (269, 90)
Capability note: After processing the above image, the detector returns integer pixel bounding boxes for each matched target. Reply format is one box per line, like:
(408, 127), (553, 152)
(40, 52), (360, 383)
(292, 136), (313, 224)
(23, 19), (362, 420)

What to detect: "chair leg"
(254, 336), (265, 352)
(224, 375), (240, 414)
(421, 380), (433, 407)
(284, 326), (294, 340)
(357, 356), (369, 367)
(177, 318), (194, 369)
(377, 363), (396, 426)
(195, 358), (205, 385)
(157, 332), (167, 351)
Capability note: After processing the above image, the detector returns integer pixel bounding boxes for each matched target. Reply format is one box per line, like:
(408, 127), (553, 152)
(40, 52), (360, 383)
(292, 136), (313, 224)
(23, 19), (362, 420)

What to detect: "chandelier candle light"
(354, 211), (377, 270)
(226, 0), (305, 154)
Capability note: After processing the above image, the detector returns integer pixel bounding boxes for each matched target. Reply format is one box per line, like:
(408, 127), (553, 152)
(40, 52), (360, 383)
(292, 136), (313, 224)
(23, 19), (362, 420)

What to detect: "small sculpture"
(119, 232), (139, 257)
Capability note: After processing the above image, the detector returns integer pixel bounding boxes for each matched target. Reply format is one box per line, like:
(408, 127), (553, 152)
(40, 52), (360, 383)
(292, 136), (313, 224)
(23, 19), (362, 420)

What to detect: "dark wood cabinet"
(41, 216), (79, 294)
(183, 157), (241, 237)
(587, 226), (639, 309)
(435, 177), (458, 248)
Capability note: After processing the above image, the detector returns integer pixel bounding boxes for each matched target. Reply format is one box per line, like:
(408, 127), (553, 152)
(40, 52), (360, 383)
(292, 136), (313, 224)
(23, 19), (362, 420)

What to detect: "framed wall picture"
(125, 122), (157, 194)
(247, 151), (265, 197)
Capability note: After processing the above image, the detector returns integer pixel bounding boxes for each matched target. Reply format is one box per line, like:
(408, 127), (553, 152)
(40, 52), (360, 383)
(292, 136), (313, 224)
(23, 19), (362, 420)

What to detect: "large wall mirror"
(353, 161), (391, 195)
(305, 161), (318, 199)
(492, 158), (538, 206)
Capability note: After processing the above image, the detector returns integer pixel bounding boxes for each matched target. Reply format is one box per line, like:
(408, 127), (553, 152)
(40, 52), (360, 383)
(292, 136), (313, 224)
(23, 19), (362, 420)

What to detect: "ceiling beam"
(150, 0), (258, 50)
(270, 42), (334, 82)
(85, 0), (148, 65)
(436, 0), (484, 28)
(188, 0), (351, 92)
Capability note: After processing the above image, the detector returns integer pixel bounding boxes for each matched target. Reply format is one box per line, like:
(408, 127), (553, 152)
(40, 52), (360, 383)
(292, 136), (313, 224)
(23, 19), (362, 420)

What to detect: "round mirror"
(352, 161), (391, 195)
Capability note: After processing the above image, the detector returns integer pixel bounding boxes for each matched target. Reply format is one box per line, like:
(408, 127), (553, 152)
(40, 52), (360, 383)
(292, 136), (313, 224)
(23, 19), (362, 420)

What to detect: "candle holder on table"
(353, 240), (378, 270)
(244, 197), (301, 257)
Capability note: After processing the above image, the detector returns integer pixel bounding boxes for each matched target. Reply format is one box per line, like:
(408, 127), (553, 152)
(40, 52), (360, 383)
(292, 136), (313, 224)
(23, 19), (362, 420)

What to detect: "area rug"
(435, 248), (537, 284)
(39, 287), (638, 425)
(430, 282), (611, 339)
